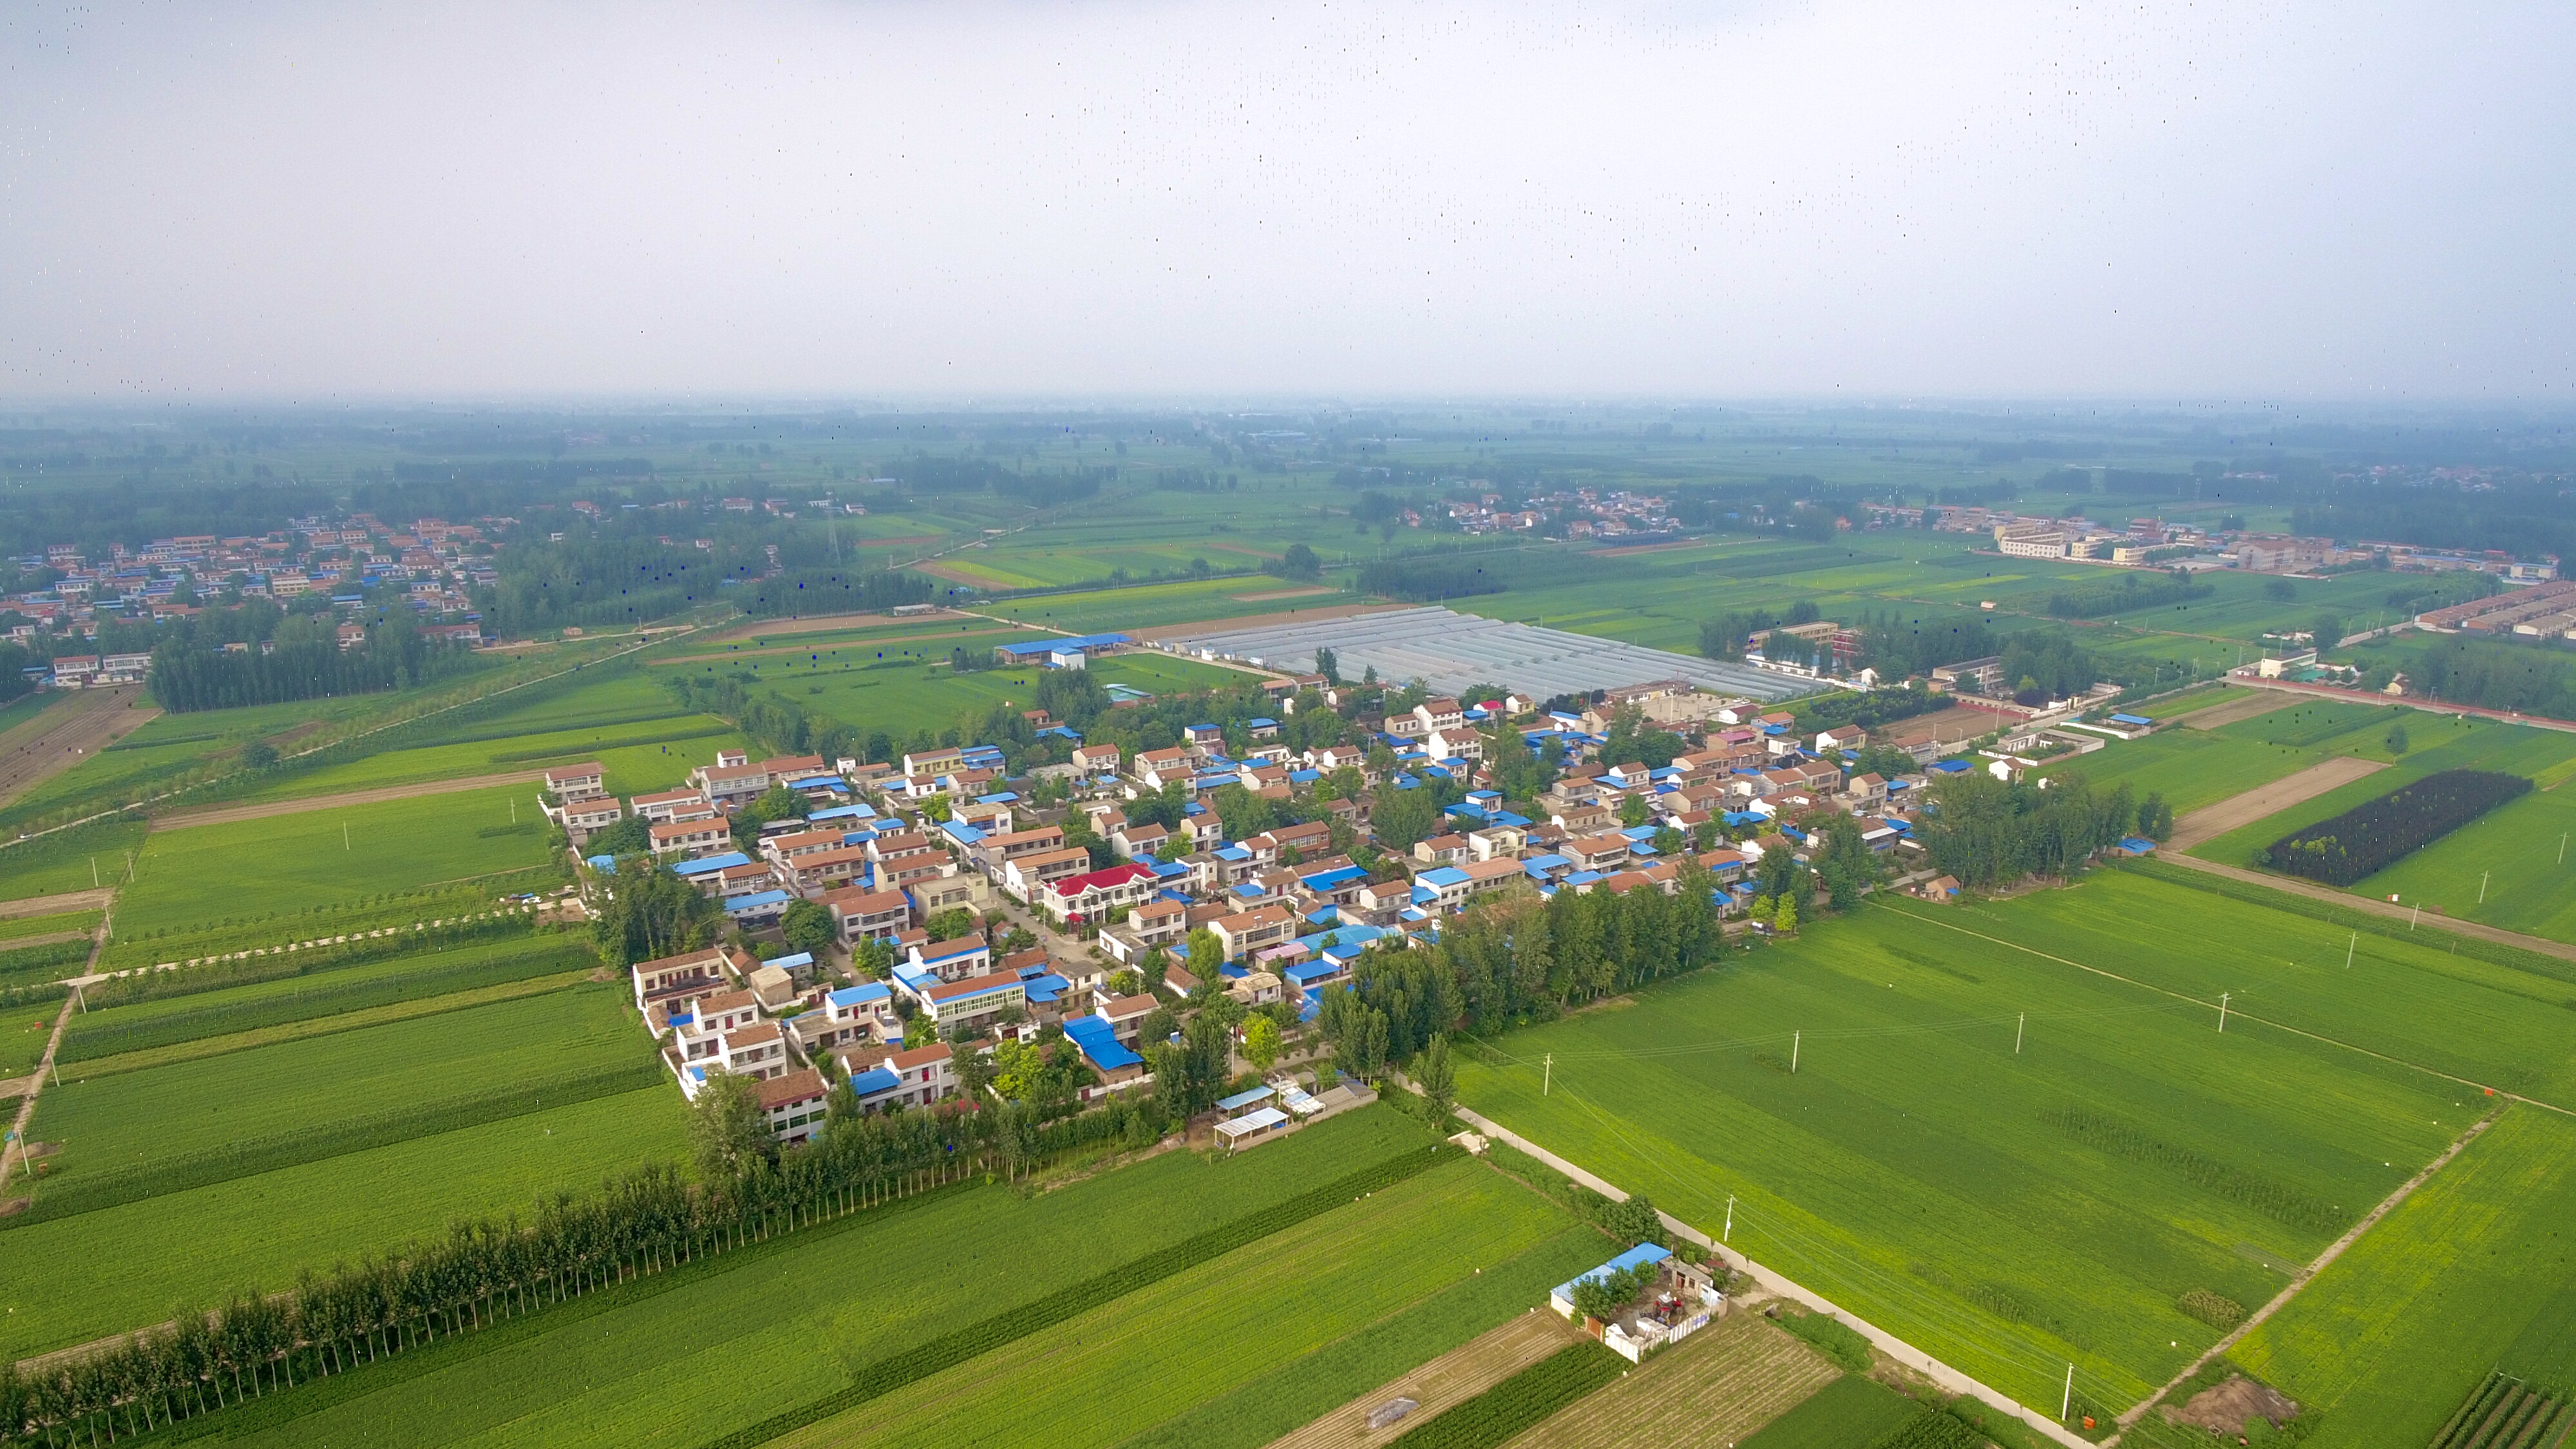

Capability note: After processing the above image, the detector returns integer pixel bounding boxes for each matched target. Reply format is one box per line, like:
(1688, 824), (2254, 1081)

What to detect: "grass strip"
(701, 1144), (1463, 1449)
(12, 1060), (665, 1224)
(0, 911), (100, 943)
(62, 968), (591, 1078)
(1381, 1341), (1627, 1449)
(2120, 857), (2576, 987)
(58, 942), (591, 1062)
(484, 723), (728, 764)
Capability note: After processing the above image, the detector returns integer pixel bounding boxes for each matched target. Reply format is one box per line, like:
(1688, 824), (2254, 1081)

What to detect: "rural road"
(149, 769), (556, 831)
(0, 688), (158, 812)
(2108, 1113), (2499, 1443)
(2164, 757), (2387, 850)
(0, 891), (111, 920)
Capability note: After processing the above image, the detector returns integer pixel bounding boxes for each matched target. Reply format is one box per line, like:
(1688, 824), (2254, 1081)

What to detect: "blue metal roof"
(829, 983), (891, 1008)
(671, 852), (751, 876)
(724, 889), (793, 913)
(1553, 1244), (1672, 1303)
(1216, 1084), (1276, 1112)
(1063, 1014), (1143, 1071)
(2110, 712), (2155, 726)
(762, 952), (815, 972)
(848, 1066), (902, 1097)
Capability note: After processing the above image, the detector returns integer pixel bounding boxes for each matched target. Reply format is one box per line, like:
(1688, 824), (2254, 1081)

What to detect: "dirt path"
(0, 688), (158, 811)
(2166, 756), (2387, 849)
(696, 609), (955, 644)
(2108, 1112), (2500, 1443)
(149, 770), (553, 831)
(0, 891), (112, 920)
(2150, 852), (2576, 965)
(0, 904), (108, 1197)
(1262, 1308), (1584, 1449)
(2177, 692), (2294, 730)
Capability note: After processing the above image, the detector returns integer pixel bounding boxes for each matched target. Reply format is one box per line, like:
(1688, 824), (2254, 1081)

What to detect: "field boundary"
(1259, 1307), (1585, 1449)
(2165, 757), (2386, 850)
(1874, 899), (2576, 1116)
(2105, 1111), (2500, 1443)
(2142, 852), (2576, 966)
(1439, 1098), (2091, 1449)
(0, 900), (109, 1197)
(148, 770), (557, 831)
(2231, 676), (2576, 735)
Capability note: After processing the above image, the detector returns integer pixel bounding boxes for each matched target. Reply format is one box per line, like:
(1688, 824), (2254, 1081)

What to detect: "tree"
(1280, 542), (1322, 581)
(1618, 793), (1652, 828)
(1184, 927), (1227, 988)
(2385, 723), (2410, 756)
(1773, 894), (1798, 934)
(2312, 612), (2345, 652)
(1370, 782), (1439, 853)
(1416, 1034), (1455, 1126)
(590, 857), (719, 967)
(687, 1072), (773, 1180)
(1242, 1014), (1282, 1074)
(1315, 647), (1340, 683)
(780, 898), (835, 958)
(2136, 791), (2174, 842)
(240, 740), (278, 769)
(925, 907), (979, 942)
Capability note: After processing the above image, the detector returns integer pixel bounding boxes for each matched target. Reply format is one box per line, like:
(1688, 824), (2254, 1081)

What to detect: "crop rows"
(0, 940), (90, 989)
(2262, 769), (2533, 884)
(58, 938), (591, 1062)
(1383, 1342), (1626, 1449)
(484, 722), (728, 764)
(705, 1145), (1461, 1449)
(2432, 1375), (2575, 1449)
(2045, 1105), (2344, 1232)
(14, 1059), (663, 1223)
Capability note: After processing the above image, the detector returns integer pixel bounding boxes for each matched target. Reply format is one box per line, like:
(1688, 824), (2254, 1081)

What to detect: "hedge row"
(0, 939), (91, 987)
(85, 913), (547, 1009)
(1383, 1341), (1626, 1449)
(2260, 768), (2532, 886)
(7, 1058), (664, 1226)
(704, 1144), (1462, 1449)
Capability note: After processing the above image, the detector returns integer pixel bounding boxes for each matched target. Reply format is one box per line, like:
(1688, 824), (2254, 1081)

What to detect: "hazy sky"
(2, 1), (2570, 401)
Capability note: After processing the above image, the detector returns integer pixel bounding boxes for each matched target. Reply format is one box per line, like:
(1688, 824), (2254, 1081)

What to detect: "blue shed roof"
(1553, 1244), (1672, 1303)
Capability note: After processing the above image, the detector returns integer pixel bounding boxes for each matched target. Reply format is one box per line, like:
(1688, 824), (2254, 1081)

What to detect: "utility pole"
(1791, 1031), (1801, 1073)
(2016, 1012), (2025, 1054)
(2561, 833), (2568, 865)
(90, 857), (98, 889)
(344, 822), (351, 851)
(1542, 1054), (1552, 1096)
(2062, 1363), (2075, 1422)
(2412, 903), (2421, 930)
(2346, 933), (2356, 969)
(2480, 871), (2490, 904)
(1724, 1195), (1735, 1243)
(2219, 992), (2231, 1033)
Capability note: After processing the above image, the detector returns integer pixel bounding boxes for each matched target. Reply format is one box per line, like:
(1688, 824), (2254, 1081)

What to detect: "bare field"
(2165, 755), (2387, 848)
(1264, 1309), (1584, 1449)
(0, 690), (159, 810)
(1504, 1314), (1841, 1449)
(2181, 693), (2299, 730)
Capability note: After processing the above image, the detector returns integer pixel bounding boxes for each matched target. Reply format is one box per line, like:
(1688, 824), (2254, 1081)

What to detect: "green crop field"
(234, 711), (750, 802)
(2192, 717), (2576, 871)
(0, 815), (148, 902)
(752, 649), (1253, 743)
(0, 1086), (686, 1361)
(5, 696), (382, 820)
(113, 784), (561, 934)
(0, 909), (97, 942)
(1736, 1374), (1922, 1449)
(55, 934), (594, 1063)
(2233, 1106), (2576, 1449)
(202, 1108), (1562, 1449)
(1450, 867), (2576, 1416)
(2038, 697), (2423, 813)
(2344, 781), (2576, 947)
(33, 981), (654, 1175)
(980, 574), (1361, 632)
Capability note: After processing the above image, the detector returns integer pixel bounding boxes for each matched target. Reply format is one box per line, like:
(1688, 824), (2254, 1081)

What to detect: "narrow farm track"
(0, 688), (156, 811)
(1261, 1308), (1583, 1449)
(147, 769), (554, 831)
(2164, 756), (2386, 849)
(0, 904), (109, 1197)
(1875, 902), (2576, 1115)
(2107, 1112), (2501, 1443)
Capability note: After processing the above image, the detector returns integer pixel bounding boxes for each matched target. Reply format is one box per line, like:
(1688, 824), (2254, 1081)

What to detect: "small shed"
(1213, 1105), (1291, 1151)
(1215, 1084), (1276, 1117)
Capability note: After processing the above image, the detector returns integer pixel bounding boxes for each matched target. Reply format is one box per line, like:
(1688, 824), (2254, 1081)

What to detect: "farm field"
(0, 816), (146, 902)
(1504, 1313), (1844, 1449)
(1448, 867), (2576, 1416)
(0, 1086), (686, 1361)
(1736, 1374), (1922, 1449)
(2191, 716), (2576, 871)
(0, 909), (99, 942)
(768, 1159), (1589, 1449)
(2038, 697), (2414, 813)
(980, 574), (1363, 633)
(205, 1108), (1534, 1449)
(33, 981), (653, 1175)
(113, 784), (559, 934)
(781, 649), (1253, 743)
(3, 694), (379, 821)
(2344, 778), (2576, 948)
(231, 710), (748, 802)
(2231, 1106), (2576, 1449)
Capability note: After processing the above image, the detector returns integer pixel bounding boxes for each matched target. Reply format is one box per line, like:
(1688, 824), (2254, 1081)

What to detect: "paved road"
(0, 688), (157, 811)
(149, 769), (555, 831)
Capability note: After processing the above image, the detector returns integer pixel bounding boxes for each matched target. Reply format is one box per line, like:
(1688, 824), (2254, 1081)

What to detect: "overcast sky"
(1, 1), (2569, 402)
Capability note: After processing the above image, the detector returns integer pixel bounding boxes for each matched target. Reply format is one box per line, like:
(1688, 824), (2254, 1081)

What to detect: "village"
(534, 630), (2172, 1155)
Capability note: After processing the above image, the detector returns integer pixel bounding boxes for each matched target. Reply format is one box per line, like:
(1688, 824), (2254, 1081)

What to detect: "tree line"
(147, 616), (485, 714)
(1913, 769), (2164, 889)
